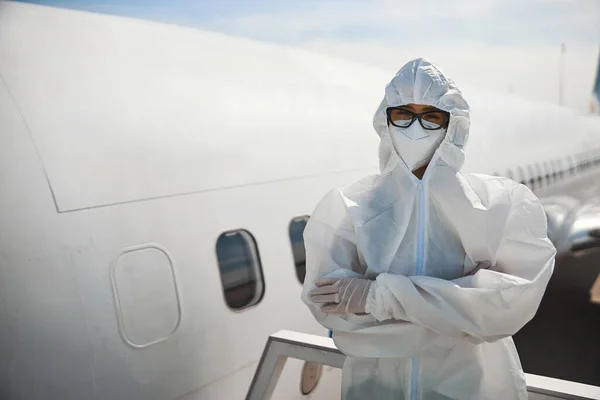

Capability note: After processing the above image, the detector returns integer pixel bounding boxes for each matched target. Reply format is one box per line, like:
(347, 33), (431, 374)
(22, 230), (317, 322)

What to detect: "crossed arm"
(302, 187), (556, 343)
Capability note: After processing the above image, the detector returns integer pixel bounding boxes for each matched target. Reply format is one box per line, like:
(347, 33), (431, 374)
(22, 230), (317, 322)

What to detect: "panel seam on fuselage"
(54, 167), (376, 214)
(0, 72), (61, 213)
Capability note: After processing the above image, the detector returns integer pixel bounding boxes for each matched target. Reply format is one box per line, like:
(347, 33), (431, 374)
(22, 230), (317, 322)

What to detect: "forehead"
(398, 103), (441, 113)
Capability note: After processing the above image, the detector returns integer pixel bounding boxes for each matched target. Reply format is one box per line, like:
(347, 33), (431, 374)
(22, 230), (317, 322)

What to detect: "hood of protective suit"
(372, 58), (470, 176)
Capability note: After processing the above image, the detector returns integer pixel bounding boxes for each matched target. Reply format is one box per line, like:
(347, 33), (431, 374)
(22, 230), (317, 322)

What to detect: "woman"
(301, 58), (556, 399)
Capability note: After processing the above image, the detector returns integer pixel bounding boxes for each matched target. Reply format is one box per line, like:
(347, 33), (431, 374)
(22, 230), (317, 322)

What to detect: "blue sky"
(12, 0), (600, 110)
(15, 0), (599, 45)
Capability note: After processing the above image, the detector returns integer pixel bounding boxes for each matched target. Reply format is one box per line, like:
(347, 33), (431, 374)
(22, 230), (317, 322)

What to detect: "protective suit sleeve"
(301, 189), (377, 332)
(365, 183), (556, 342)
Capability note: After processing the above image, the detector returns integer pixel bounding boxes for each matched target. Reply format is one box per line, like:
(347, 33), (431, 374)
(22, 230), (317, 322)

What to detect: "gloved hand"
(309, 277), (373, 314)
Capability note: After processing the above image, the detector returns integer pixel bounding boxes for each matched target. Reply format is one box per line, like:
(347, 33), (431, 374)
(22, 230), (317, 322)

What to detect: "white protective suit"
(301, 58), (556, 400)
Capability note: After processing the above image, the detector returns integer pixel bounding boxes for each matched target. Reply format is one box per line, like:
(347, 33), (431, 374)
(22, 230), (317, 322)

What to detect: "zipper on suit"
(411, 181), (426, 400)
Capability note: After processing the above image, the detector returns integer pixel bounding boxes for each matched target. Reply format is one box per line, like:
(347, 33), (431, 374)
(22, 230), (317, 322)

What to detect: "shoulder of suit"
(461, 172), (523, 191)
(460, 172), (541, 207)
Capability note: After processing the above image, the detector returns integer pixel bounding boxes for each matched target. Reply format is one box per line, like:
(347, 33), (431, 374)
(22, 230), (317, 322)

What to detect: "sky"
(13, 0), (600, 111)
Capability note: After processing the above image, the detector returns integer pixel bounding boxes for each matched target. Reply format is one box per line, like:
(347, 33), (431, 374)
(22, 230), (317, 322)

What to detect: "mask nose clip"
(397, 123), (431, 140)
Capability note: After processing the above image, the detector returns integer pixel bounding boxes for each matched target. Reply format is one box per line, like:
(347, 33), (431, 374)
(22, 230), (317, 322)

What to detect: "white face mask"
(389, 122), (446, 171)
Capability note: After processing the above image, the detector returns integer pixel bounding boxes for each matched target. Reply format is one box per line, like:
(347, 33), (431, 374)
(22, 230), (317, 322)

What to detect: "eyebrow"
(399, 105), (441, 113)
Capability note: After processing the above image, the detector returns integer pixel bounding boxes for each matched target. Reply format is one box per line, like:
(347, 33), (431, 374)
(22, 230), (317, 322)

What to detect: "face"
(386, 103), (449, 175)
(388, 103), (449, 130)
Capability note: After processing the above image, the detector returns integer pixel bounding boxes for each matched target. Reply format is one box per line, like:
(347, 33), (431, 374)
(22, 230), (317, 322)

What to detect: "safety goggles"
(386, 107), (450, 130)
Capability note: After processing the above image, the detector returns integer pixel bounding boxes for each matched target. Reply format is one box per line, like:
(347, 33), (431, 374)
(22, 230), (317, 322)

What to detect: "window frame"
(289, 215), (310, 284)
(215, 229), (266, 312)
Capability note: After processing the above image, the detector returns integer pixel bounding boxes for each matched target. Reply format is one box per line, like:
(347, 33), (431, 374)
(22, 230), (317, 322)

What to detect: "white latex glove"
(309, 277), (372, 314)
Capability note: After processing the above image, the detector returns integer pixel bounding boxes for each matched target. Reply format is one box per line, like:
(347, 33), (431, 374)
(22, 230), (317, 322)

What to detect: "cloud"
(204, 0), (503, 43)
(203, 0), (599, 46)
(198, 0), (599, 111)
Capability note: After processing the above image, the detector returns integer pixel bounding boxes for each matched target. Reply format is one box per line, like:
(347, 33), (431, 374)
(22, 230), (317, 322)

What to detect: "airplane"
(1, 2), (600, 399)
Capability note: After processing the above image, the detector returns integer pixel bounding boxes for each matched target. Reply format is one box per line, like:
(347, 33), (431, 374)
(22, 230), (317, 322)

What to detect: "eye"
(391, 109), (413, 121)
(422, 112), (445, 123)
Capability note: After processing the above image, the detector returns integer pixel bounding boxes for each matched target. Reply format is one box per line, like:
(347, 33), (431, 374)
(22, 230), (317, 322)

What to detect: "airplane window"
(526, 165), (536, 190)
(216, 230), (264, 310)
(543, 161), (552, 185)
(533, 164), (544, 189)
(517, 166), (526, 185)
(557, 160), (565, 180)
(549, 161), (557, 183)
(554, 160), (562, 180)
(289, 216), (310, 284)
(567, 156), (575, 176)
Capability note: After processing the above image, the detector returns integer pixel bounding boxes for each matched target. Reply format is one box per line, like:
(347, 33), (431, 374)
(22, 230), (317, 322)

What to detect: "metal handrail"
(245, 330), (600, 400)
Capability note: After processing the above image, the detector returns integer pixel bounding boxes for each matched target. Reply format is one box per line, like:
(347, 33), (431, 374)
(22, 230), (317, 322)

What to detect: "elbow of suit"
(470, 305), (538, 343)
